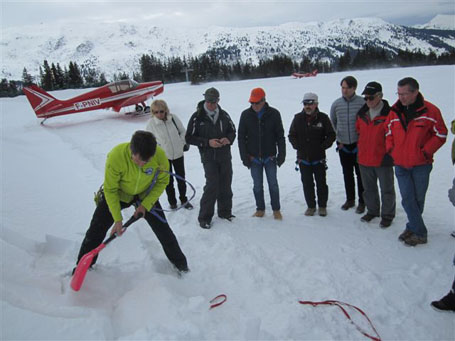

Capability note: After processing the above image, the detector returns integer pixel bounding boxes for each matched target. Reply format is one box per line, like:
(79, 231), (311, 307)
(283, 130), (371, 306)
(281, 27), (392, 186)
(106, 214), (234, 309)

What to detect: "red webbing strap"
(210, 294), (227, 309)
(299, 300), (381, 341)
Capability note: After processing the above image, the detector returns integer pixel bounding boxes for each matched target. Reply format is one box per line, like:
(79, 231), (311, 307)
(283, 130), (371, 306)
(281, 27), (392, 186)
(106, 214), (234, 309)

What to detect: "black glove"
(242, 159), (251, 169)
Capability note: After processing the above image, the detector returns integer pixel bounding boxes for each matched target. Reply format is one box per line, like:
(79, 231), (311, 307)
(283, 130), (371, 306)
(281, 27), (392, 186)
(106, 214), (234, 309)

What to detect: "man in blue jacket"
(238, 88), (286, 220)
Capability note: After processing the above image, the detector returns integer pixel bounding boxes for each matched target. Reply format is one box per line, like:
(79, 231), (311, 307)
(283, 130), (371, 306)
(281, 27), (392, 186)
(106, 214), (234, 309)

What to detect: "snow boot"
(431, 291), (455, 312)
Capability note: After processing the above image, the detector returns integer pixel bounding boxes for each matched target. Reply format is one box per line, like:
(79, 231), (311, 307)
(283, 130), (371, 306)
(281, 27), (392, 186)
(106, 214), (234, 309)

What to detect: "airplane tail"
(23, 85), (61, 118)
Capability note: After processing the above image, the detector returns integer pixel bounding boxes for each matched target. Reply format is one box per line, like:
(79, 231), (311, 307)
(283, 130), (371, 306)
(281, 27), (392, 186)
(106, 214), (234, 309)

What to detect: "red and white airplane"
(23, 79), (164, 123)
(292, 69), (318, 78)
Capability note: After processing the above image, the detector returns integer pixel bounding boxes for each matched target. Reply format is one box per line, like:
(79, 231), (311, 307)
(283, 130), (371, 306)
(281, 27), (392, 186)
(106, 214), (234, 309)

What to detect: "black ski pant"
(165, 156), (187, 206)
(198, 158), (233, 223)
(299, 162), (328, 208)
(339, 143), (364, 204)
(76, 196), (188, 270)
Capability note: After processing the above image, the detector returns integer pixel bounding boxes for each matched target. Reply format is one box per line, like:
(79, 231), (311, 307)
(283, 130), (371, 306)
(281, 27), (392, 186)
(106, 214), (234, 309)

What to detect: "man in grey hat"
(185, 87), (236, 229)
(289, 92), (336, 216)
(355, 81), (395, 228)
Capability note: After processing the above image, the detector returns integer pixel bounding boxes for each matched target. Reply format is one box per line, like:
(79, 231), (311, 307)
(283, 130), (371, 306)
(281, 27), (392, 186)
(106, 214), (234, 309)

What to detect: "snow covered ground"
(1, 65), (454, 340)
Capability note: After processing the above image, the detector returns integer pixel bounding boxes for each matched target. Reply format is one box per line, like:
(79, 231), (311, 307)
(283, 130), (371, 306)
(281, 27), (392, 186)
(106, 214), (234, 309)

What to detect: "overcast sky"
(2, 0), (454, 29)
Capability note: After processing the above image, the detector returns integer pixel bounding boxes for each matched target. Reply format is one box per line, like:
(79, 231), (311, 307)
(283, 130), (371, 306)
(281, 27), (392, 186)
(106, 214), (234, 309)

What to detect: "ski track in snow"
(1, 65), (455, 340)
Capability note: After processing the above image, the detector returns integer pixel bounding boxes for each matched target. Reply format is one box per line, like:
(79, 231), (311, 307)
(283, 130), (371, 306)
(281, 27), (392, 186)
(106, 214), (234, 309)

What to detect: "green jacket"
(103, 142), (170, 222)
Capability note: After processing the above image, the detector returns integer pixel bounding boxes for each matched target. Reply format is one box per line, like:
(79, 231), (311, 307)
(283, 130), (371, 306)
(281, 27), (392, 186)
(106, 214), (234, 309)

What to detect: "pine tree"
(68, 61), (83, 88)
(41, 60), (54, 90)
(22, 68), (34, 86)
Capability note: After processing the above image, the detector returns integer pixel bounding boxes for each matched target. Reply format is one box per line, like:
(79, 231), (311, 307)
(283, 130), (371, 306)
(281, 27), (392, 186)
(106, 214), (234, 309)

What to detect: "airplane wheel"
(144, 106), (150, 114)
(135, 104), (143, 113)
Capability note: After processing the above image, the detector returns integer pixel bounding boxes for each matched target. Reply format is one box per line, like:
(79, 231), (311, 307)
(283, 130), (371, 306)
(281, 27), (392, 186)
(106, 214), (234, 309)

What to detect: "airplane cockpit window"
(107, 80), (139, 93)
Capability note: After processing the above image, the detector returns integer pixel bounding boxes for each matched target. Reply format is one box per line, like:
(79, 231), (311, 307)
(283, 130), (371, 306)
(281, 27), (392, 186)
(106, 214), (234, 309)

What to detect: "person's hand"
(219, 137), (230, 146)
(110, 221), (123, 237)
(209, 139), (223, 148)
(135, 205), (146, 218)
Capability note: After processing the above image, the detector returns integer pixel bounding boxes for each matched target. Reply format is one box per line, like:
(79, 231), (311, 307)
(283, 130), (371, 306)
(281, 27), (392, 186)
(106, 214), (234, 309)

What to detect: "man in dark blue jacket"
(186, 88), (236, 229)
(238, 88), (286, 220)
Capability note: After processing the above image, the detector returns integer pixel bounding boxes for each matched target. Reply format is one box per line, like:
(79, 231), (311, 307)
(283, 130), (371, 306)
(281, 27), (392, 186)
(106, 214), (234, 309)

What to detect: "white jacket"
(145, 113), (187, 160)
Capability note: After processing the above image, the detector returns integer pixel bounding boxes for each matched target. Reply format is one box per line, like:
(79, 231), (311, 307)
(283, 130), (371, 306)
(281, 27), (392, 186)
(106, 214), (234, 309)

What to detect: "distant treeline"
(1, 45), (454, 97)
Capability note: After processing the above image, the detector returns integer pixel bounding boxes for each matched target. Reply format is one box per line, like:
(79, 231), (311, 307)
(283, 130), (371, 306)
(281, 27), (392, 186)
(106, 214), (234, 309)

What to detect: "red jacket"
(385, 93), (447, 169)
(356, 100), (393, 167)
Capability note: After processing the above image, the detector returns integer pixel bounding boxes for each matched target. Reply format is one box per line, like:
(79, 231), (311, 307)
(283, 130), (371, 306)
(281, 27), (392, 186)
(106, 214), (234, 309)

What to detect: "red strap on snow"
(299, 300), (381, 341)
(209, 294), (227, 309)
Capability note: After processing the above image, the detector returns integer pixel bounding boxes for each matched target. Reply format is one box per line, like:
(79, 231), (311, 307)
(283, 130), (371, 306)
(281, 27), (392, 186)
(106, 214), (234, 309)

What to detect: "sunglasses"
(303, 100), (316, 105)
(152, 110), (165, 114)
(364, 95), (377, 101)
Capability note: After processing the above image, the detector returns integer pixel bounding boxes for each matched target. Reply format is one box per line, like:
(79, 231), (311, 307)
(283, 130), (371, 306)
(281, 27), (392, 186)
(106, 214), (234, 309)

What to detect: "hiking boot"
(355, 203), (365, 214)
(403, 233), (427, 246)
(361, 213), (378, 222)
(379, 218), (393, 228)
(219, 214), (235, 222)
(341, 200), (355, 210)
(199, 220), (211, 229)
(398, 229), (413, 242)
(273, 210), (283, 220)
(431, 291), (455, 312)
(253, 210), (265, 217)
(305, 207), (316, 216)
(182, 201), (194, 210)
(318, 207), (327, 217)
(170, 203), (178, 210)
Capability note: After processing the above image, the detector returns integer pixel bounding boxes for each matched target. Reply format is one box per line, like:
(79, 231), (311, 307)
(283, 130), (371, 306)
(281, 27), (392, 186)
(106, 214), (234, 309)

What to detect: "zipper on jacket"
(165, 122), (176, 160)
(134, 166), (142, 194)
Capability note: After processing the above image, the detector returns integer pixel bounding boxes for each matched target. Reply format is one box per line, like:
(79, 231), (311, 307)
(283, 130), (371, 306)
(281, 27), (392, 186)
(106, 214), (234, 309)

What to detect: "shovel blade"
(70, 244), (105, 291)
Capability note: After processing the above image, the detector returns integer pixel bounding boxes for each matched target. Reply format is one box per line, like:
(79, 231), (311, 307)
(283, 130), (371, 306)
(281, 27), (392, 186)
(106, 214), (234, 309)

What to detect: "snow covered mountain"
(415, 14), (455, 30)
(2, 16), (455, 80)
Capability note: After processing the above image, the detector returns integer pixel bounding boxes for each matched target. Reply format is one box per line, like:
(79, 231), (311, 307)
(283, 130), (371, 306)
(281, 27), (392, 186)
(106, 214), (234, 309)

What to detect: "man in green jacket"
(75, 130), (188, 273)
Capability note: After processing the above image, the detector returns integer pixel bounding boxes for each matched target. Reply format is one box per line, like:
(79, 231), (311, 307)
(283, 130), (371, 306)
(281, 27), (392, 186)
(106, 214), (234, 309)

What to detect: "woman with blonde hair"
(145, 99), (193, 210)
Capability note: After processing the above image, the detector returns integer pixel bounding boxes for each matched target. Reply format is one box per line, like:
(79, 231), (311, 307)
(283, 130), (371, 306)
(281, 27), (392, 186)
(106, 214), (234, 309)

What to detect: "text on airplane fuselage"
(74, 98), (101, 111)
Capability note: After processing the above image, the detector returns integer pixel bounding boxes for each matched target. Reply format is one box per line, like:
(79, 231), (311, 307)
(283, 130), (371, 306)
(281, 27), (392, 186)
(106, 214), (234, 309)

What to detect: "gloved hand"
(242, 159), (251, 169)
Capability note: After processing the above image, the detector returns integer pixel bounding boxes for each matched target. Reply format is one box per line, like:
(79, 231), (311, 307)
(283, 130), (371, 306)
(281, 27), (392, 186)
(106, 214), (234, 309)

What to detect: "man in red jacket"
(356, 82), (395, 228)
(385, 77), (448, 246)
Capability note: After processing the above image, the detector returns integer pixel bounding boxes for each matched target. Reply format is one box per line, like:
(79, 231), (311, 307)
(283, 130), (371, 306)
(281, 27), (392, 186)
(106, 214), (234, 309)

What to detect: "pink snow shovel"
(70, 213), (143, 291)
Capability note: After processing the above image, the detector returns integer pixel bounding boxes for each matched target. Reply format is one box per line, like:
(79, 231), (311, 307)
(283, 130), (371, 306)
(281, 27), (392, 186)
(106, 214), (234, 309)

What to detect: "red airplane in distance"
(23, 79), (164, 124)
(292, 69), (318, 78)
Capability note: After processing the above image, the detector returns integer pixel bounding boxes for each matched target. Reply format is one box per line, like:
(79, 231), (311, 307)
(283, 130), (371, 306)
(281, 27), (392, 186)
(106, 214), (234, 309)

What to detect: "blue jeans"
(250, 159), (280, 211)
(395, 164), (432, 237)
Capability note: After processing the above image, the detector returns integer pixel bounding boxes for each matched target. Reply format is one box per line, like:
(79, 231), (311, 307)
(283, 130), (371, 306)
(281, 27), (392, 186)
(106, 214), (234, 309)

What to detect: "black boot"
(431, 291), (455, 312)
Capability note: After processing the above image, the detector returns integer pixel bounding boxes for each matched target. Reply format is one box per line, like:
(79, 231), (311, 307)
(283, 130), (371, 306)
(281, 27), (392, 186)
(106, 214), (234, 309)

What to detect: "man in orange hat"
(238, 88), (286, 220)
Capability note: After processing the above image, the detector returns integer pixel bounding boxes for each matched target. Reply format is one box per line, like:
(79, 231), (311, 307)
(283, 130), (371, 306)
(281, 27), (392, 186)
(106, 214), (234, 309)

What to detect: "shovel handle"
(104, 213), (143, 246)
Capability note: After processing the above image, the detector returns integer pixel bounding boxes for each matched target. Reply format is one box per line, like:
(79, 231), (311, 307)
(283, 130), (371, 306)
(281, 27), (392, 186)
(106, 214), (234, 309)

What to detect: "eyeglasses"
(303, 100), (316, 105)
(396, 92), (414, 97)
(363, 95), (377, 101)
(152, 110), (165, 114)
